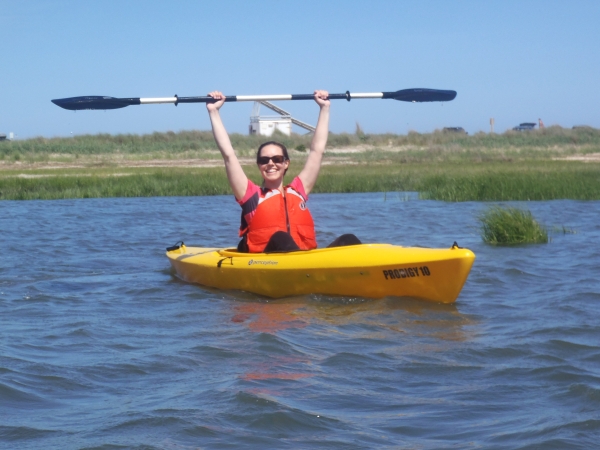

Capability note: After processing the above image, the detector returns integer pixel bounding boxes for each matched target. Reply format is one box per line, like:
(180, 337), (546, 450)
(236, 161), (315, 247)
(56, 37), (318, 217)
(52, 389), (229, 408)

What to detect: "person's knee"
(237, 236), (249, 253)
(327, 234), (362, 248)
(264, 231), (300, 252)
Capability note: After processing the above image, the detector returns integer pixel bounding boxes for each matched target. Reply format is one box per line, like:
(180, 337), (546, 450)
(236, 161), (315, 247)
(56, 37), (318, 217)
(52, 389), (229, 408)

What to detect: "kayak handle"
(166, 241), (184, 251)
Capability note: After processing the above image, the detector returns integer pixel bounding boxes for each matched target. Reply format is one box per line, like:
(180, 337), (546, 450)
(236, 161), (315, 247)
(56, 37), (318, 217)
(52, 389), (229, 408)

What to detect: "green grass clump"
(479, 206), (548, 245)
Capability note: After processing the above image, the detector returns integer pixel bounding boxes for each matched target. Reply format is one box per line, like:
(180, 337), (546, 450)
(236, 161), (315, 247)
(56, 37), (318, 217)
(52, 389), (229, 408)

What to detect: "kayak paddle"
(51, 88), (457, 111)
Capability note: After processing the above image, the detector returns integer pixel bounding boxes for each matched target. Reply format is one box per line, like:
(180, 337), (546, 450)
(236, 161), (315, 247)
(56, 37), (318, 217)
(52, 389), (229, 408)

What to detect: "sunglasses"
(257, 155), (287, 165)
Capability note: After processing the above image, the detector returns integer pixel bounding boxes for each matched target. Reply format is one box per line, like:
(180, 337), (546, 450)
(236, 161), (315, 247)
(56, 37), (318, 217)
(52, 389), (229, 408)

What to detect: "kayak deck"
(166, 243), (475, 303)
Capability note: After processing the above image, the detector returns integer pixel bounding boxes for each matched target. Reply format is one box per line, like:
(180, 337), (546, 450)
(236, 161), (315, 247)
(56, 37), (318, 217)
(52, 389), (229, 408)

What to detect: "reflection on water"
(232, 301), (309, 333)
(228, 295), (470, 342)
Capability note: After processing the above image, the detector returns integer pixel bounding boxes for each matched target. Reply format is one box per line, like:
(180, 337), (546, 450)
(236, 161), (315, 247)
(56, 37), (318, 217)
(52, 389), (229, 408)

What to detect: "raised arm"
(206, 91), (248, 200)
(298, 90), (330, 195)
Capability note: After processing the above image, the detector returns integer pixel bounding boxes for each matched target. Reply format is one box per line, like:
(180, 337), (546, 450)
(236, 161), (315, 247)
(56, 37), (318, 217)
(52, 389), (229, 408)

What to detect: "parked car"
(512, 122), (536, 131)
(443, 127), (467, 134)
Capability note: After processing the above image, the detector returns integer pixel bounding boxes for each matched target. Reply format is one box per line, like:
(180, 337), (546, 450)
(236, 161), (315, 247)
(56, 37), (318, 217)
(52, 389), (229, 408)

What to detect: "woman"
(207, 90), (360, 253)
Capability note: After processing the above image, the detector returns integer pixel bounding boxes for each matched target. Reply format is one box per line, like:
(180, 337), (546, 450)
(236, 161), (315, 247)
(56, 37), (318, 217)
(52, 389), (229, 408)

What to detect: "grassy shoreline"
(1, 127), (599, 201)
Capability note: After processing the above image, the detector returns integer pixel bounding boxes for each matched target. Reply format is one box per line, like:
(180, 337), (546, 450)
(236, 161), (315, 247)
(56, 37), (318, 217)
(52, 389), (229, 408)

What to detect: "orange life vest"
(241, 183), (317, 253)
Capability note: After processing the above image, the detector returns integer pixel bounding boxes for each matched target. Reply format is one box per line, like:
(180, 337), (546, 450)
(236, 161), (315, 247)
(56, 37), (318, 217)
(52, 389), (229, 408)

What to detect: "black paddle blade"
(51, 96), (141, 110)
(384, 89), (457, 102)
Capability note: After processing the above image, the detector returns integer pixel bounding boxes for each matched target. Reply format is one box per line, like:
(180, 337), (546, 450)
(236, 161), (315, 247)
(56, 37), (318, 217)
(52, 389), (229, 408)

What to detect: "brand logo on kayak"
(248, 259), (278, 266)
(383, 266), (431, 280)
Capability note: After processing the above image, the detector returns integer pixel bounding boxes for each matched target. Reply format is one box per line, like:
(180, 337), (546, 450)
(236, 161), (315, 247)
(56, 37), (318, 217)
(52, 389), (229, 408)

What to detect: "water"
(1, 193), (599, 449)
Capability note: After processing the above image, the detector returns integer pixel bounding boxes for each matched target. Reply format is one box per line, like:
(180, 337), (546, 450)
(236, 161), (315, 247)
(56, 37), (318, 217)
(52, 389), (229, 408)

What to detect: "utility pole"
(490, 118), (495, 133)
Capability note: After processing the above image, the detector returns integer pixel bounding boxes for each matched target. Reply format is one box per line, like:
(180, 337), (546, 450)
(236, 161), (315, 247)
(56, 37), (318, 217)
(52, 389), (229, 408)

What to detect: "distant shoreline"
(1, 128), (599, 201)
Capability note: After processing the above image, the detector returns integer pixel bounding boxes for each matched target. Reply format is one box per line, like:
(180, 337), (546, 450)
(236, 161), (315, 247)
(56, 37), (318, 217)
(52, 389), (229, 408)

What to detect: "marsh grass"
(417, 162), (600, 201)
(2, 128), (600, 201)
(479, 206), (548, 245)
(0, 168), (232, 200)
(2, 126), (599, 158)
(1, 161), (600, 201)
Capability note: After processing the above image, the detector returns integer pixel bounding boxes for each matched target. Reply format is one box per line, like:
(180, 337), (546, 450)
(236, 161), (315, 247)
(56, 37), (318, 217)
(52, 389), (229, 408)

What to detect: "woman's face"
(257, 144), (289, 185)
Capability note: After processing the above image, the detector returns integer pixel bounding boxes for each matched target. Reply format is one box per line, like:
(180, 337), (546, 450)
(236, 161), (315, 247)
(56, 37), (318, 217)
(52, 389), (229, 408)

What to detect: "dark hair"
(256, 141), (290, 162)
(256, 141), (290, 174)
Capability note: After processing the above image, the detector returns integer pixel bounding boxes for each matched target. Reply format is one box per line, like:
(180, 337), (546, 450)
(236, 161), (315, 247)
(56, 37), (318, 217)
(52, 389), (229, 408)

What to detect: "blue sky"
(2, 0), (599, 139)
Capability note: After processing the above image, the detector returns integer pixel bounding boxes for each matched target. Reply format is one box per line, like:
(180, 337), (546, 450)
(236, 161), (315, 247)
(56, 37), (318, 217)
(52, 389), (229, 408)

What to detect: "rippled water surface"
(1, 193), (599, 449)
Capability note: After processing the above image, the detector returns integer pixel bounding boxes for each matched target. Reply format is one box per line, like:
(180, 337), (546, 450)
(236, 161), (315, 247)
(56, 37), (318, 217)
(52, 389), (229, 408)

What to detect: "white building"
(249, 102), (314, 137)
(249, 117), (293, 137)
(249, 102), (292, 136)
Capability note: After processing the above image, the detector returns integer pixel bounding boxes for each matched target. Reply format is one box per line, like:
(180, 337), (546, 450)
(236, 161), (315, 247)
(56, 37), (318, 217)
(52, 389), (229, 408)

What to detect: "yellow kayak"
(167, 243), (475, 303)
(166, 243), (475, 303)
